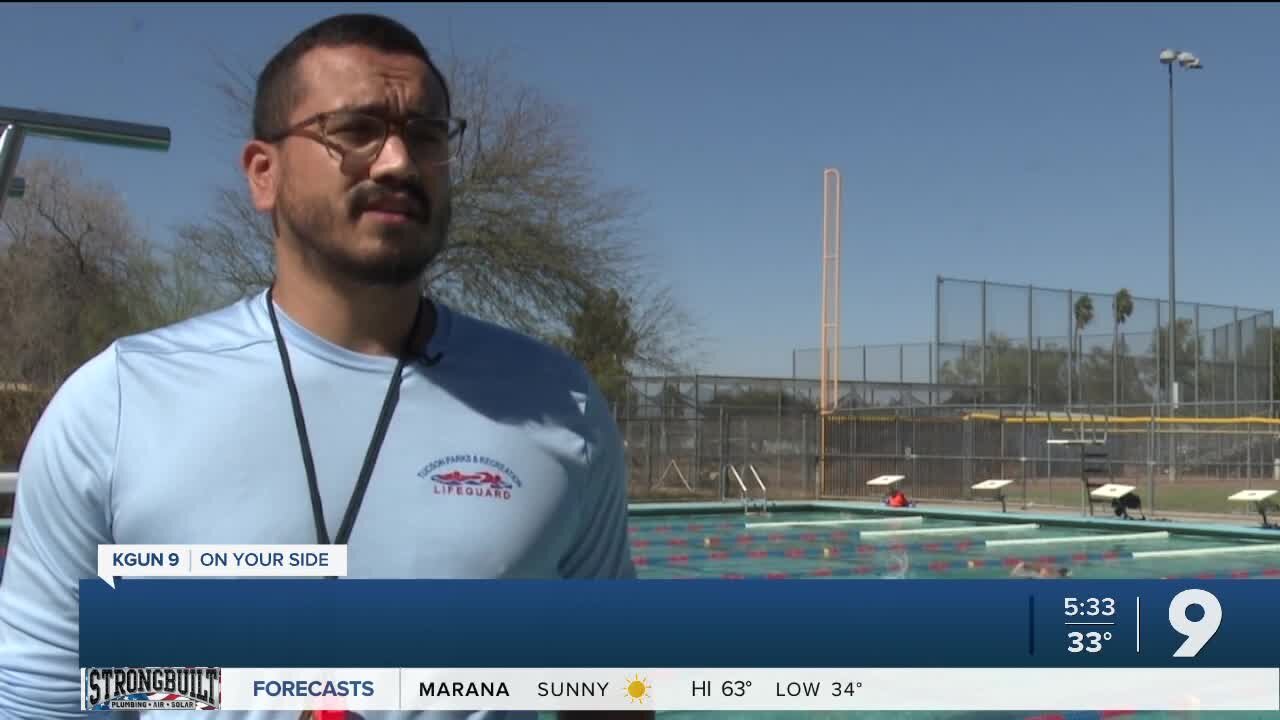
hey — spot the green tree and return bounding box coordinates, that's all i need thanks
[559,286,638,410]
[1151,318,1198,399]
[937,333,1057,405]
[706,387,818,416]
[1272,329,1280,404]
[1073,294,1094,404]
[1111,289,1134,405]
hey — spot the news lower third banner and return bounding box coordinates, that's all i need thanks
[79,667,1280,712]
[82,579,1280,668]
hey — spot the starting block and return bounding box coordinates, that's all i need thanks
[1090,483,1136,500]
[971,479,1014,513]
[1228,489,1279,529]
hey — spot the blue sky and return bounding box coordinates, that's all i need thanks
[3,3,1279,378]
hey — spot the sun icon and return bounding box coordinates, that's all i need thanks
[623,673,651,704]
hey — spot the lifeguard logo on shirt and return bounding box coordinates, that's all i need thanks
[418,454,523,501]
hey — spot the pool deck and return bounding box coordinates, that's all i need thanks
[628,498,1280,542]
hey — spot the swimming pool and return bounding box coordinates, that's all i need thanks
[625,501,1280,720]
[627,503,1280,581]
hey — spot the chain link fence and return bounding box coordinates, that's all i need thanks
[819,401,1280,518]
[794,277,1274,410]
[613,375,1022,503]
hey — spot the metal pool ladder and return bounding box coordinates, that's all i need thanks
[728,464,769,515]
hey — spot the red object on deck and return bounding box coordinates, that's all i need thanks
[313,712,348,720]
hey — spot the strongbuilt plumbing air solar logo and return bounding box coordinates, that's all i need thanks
[82,667,221,710]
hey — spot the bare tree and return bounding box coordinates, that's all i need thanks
[175,49,696,373]
[0,155,215,463]
[0,155,218,380]
[0,156,148,383]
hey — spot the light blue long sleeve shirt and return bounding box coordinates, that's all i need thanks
[0,291,635,720]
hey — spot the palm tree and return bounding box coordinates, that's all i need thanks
[1112,289,1134,406]
[1074,294,1094,405]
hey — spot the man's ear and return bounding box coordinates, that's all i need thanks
[242,139,279,213]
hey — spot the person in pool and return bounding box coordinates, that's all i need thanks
[1009,561,1072,578]
[885,488,913,507]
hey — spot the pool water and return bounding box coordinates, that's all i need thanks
[625,508,1280,720]
[628,511,1280,581]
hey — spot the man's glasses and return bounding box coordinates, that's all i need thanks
[263,110,467,174]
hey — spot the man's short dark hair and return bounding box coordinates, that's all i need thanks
[252,13,451,140]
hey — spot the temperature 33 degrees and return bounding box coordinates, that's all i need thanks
[1067,630,1112,653]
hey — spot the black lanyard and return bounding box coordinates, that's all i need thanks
[265,285,425,547]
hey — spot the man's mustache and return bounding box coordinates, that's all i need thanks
[349,182,430,220]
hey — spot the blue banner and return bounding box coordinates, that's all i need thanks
[80,579,1278,668]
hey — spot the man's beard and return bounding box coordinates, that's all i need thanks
[276,181,448,288]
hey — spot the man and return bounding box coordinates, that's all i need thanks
[0,14,641,720]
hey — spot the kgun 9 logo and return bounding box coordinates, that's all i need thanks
[1169,589,1222,658]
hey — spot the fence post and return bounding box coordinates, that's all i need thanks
[1147,408,1157,517]
[1233,306,1241,418]
[1027,283,1035,405]
[912,406,919,498]
[1067,288,1074,407]
[1021,403,1029,510]
[802,413,811,498]
[935,276,942,387]
[776,384,783,499]
[1247,419,1254,488]
[693,375,701,494]
[718,406,727,502]
[1193,303,1201,411]
[979,280,988,386]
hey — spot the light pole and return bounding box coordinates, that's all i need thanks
[1159,48,1201,495]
